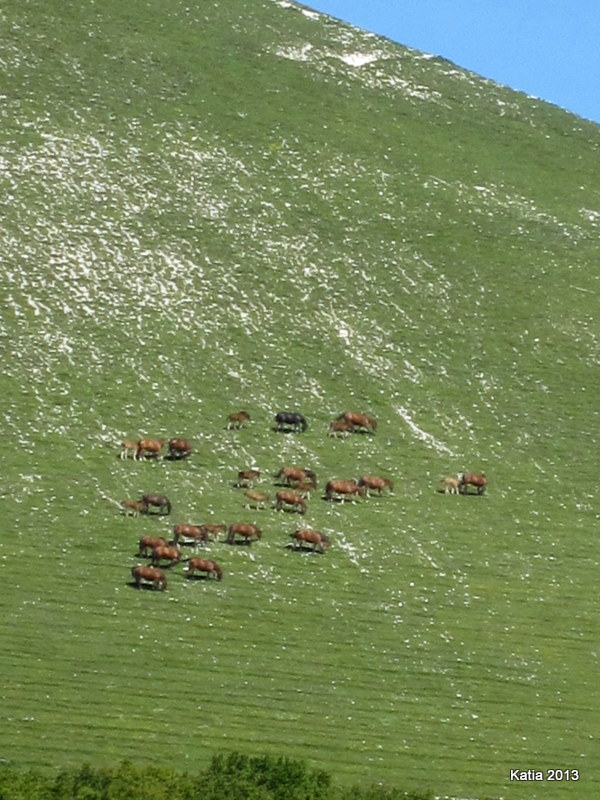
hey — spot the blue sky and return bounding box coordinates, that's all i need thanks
[305,0,600,125]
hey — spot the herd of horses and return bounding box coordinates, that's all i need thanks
[120,409,487,591]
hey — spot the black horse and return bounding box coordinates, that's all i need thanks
[274,412,307,433]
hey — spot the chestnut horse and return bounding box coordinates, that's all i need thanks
[131,565,167,591]
[338,411,377,434]
[140,493,172,515]
[172,524,209,547]
[274,412,307,432]
[459,472,487,495]
[327,420,353,438]
[236,468,260,488]
[198,523,227,541]
[358,475,394,496]
[138,536,169,557]
[325,479,366,502]
[136,438,164,460]
[187,557,223,581]
[275,490,306,514]
[227,411,250,430]
[121,499,144,516]
[150,545,181,566]
[290,529,330,553]
[226,522,262,545]
[274,466,317,488]
[168,438,192,459]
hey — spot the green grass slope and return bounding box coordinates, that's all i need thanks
[1,1,599,797]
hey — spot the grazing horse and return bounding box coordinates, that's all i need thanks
[198,523,227,541]
[172,524,208,547]
[459,472,487,495]
[338,411,377,434]
[120,440,138,460]
[440,476,460,495]
[140,493,172,515]
[327,420,353,438]
[324,479,366,502]
[227,410,250,430]
[121,499,145,517]
[150,545,181,566]
[187,557,223,581]
[244,491,269,510]
[131,565,167,591]
[274,412,307,432]
[138,536,169,557]
[236,468,260,488]
[275,490,306,514]
[274,466,317,488]
[168,438,192,459]
[358,475,394,496]
[135,438,165,460]
[290,529,330,553]
[226,522,262,545]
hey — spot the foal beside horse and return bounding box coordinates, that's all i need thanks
[227,411,250,430]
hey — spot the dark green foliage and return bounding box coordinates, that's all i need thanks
[200,752,330,800]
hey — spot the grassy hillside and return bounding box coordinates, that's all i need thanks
[1,1,599,798]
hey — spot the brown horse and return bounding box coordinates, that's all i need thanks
[131,565,167,591]
[290,528,330,553]
[172,524,209,547]
[440,476,460,495]
[244,491,269,510]
[227,410,250,430]
[274,466,317,488]
[358,475,394,496]
[226,522,262,545]
[121,499,145,516]
[168,438,192,459]
[150,545,181,566]
[324,479,366,502]
[187,557,223,581]
[236,468,260,488]
[459,472,487,495]
[338,411,377,434]
[138,536,169,557]
[198,523,227,541]
[140,493,172,515]
[136,438,165,460]
[327,420,353,438]
[275,490,306,514]
[120,440,138,460]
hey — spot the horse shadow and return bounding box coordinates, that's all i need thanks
[127,580,160,591]
[284,543,322,555]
